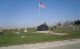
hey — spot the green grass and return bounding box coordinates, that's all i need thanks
[0,32,64,47]
[0,27,80,47]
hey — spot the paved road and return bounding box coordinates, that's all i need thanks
[41,42,80,49]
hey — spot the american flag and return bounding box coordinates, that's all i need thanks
[39,2,46,8]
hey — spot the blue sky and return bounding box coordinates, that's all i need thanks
[0,0,80,28]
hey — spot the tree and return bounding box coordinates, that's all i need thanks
[74,20,80,25]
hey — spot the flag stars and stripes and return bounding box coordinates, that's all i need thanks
[39,2,46,8]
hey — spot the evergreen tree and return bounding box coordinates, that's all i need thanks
[74,20,80,25]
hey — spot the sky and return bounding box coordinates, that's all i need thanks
[0,0,80,28]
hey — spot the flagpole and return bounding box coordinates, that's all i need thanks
[39,0,42,24]
[39,6,40,18]
[39,1,46,24]
[39,0,40,19]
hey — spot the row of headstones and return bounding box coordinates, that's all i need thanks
[51,25,79,31]
[13,27,28,35]
[72,26,79,31]
[0,27,28,35]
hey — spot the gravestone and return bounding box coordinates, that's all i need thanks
[14,28,20,35]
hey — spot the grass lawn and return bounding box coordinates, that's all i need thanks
[0,32,64,47]
[0,27,80,47]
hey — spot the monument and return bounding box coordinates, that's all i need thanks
[24,27,27,32]
[37,23,49,33]
[37,23,48,31]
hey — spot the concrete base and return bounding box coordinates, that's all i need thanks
[37,31,50,33]
[37,31,68,35]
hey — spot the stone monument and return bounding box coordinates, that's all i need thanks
[37,23,49,33]
[24,27,27,32]
[37,23,48,31]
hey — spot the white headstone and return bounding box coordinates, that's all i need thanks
[15,31,20,35]
[15,32,17,34]
[21,36,25,38]
[17,32,20,35]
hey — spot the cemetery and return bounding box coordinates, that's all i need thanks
[0,21,80,47]
[0,0,80,47]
